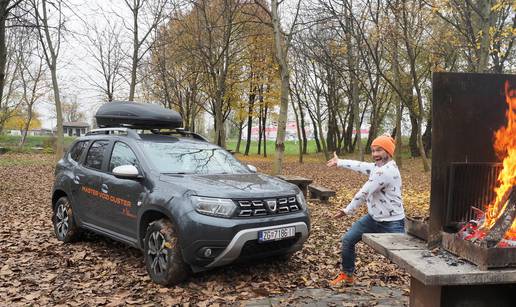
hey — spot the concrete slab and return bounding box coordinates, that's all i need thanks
[363,233,516,286]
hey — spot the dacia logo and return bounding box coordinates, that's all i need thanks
[266,200,277,212]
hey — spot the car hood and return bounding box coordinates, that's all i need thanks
[159,173,298,198]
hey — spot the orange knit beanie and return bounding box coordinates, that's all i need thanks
[371,135,395,157]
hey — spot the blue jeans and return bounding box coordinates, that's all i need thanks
[341,214,405,274]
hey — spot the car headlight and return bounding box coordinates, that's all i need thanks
[296,191,307,209]
[192,196,236,217]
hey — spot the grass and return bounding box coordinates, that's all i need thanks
[0,135,76,153]
[226,140,320,156]
[0,154,54,167]
[226,137,421,158]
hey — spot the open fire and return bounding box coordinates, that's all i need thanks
[457,81,516,248]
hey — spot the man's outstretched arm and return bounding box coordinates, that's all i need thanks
[327,152,374,176]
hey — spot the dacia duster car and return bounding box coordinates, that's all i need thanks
[51,101,310,285]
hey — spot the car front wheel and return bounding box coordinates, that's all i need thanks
[52,196,80,242]
[144,219,189,286]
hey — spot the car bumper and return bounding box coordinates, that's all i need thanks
[179,210,310,270]
[206,221,309,268]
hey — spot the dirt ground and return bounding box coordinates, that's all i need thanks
[0,153,430,306]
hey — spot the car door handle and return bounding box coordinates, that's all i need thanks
[101,183,108,194]
[73,175,80,184]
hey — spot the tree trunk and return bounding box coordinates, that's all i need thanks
[477,0,494,72]
[395,100,403,167]
[346,13,363,161]
[271,0,288,175]
[262,104,268,157]
[422,111,432,156]
[51,66,64,160]
[290,95,303,163]
[317,119,328,160]
[0,1,7,105]
[344,104,354,153]
[299,102,307,154]
[19,107,32,148]
[391,29,403,167]
[257,104,262,155]
[308,110,321,152]
[244,94,255,155]
[235,120,243,153]
[409,112,420,157]
[128,3,138,101]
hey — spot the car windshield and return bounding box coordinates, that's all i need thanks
[141,141,250,175]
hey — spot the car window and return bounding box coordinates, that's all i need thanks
[69,141,88,162]
[140,142,249,175]
[109,142,139,172]
[84,140,109,170]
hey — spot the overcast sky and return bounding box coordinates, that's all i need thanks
[37,0,136,129]
[36,0,301,129]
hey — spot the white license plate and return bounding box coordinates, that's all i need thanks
[258,226,295,242]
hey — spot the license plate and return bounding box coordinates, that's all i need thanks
[258,226,295,242]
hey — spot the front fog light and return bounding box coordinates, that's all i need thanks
[192,196,236,217]
[296,191,307,209]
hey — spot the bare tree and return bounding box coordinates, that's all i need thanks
[32,0,65,160]
[18,29,47,147]
[255,0,302,174]
[122,0,171,101]
[0,0,22,106]
[85,19,124,102]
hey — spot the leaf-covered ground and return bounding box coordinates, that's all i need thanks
[0,153,430,306]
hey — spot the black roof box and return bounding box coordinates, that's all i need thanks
[95,101,182,129]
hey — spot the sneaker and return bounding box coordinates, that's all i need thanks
[330,272,354,286]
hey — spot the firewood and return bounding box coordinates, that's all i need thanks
[482,187,516,248]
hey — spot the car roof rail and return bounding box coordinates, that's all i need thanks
[150,128,209,142]
[86,127,141,139]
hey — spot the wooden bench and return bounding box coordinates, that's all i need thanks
[308,184,335,203]
[276,175,313,197]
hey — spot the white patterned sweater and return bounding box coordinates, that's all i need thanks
[337,159,405,222]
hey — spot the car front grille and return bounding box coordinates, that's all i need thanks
[234,196,300,217]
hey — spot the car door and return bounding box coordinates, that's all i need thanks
[67,140,91,222]
[77,139,110,227]
[98,141,146,239]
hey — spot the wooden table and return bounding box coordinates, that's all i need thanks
[363,233,516,307]
[276,175,313,197]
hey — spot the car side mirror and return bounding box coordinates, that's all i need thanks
[247,164,257,173]
[112,165,141,179]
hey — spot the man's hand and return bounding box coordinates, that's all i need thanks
[335,210,346,219]
[326,152,339,167]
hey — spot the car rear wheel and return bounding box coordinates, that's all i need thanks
[144,219,189,286]
[52,196,80,242]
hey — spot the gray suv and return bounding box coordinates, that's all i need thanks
[51,102,310,285]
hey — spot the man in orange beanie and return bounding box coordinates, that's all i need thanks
[326,135,405,286]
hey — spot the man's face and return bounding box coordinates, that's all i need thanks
[371,145,390,166]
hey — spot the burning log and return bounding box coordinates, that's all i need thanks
[482,187,516,248]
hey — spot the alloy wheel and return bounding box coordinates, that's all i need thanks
[55,202,69,239]
[147,231,169,275]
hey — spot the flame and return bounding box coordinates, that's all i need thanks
[481,81,516,240]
